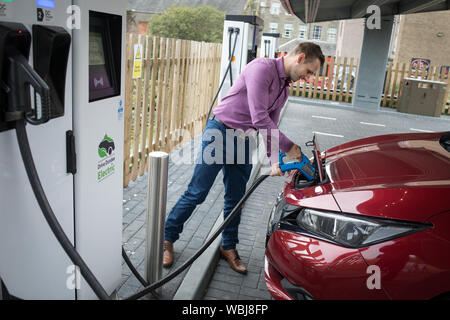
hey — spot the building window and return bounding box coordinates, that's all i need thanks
[284,24,293,38]
[312,25,322,40]
[327,27,337,42]
[270,2,280,15]
[260,2,267,14]
[269,22,278,33]
[299,25,307,39]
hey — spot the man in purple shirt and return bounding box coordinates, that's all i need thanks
[163,42,324,274]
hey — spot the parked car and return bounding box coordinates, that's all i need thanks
[265,132,450,300]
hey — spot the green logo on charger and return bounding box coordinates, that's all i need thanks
[97,134,116,182]
[98,134,115,158]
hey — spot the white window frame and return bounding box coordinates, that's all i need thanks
[298,25,307,39]
[283,24,293,38]
[327,27,337,42]
[312,25,322,40]
[270,2,280,15]
[260,1,267,14]
[269,22,278,33]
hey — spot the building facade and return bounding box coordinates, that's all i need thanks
[335,10,450,74]
[257,0,339,48]
[393,10,450,69]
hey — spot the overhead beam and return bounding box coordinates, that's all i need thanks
[351,0,392,18]
[398,0,447,14]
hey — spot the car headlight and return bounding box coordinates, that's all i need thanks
[295,208,432,248]
[266,194,301,245]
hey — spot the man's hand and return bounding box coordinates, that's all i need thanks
[270,162,285,176]
[286,144,302,160]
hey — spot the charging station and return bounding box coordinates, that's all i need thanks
[218,15,263,102]
[260,33,280,59]
[0,0,125,300]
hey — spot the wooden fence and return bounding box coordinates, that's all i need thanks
[288,55,359,104]
[123,34,222,187]
[289,56,450,114]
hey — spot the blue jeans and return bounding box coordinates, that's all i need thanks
[164,118,253,250]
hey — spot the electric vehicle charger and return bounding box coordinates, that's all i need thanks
[3,25,255,300]
[4,23,313,300]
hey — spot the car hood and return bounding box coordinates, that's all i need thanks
[323,132,450,221]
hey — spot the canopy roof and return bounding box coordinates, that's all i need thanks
[281,0,450,23]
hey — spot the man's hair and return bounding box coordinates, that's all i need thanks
[290,42,325,66]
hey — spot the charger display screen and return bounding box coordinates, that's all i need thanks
[89,31,112,94]
[36,0,55,8]
[89,11,122,102]
[89,32,106,66]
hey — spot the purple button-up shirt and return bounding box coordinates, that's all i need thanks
[213,57,294,163]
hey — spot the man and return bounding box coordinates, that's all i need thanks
[163,42,324,274]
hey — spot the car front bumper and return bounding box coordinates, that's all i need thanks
[265,229,390,300]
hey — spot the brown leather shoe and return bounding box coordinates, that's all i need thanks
[219,246,247,275]
[163,240,174,268]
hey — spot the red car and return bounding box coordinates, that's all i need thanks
[265,132,450,300]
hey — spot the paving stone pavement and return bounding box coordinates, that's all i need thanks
[118,137,227,300]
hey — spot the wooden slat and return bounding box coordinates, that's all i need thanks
[382,61,393,107]
[442,78,450,113]
[130,35,145,181]
[394,62,407,107]
[154,37,166,151]
[123,33,135,187]
[161,37,170,150]
[431,66,438,81]
[326,56,335,101]
[179,39,188,136]
[339,57,347,102]
[166,38,176,152]
[345,57,354,103]
[172,39,182,148]
[138,35,152,176]
[414,63,420,78]
[311,65,320,100]
[389,62,400,108]
[186,41,194,135]
[145,36,159,172]
[332,56,340,101]
[321,56,329,100]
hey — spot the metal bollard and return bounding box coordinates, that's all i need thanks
[145,151,169,295]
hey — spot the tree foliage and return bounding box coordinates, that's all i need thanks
[148,5,225,43]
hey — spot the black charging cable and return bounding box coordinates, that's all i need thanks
[205,27,239,122]
[228,27,234,87]
[14,119,111,300]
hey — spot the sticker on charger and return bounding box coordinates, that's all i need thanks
[118,100,124,121]
[36,0,55,23]
[36,7,55,22]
